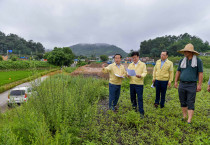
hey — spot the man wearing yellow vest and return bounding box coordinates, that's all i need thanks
[102,54,127,111]
[127,52,147,118]
[153,50,173,108]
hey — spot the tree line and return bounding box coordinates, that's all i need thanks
[139,33,210,57]
[0,31,45,55]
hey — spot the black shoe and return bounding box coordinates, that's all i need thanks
[154,103,158,108]
[160,105,164,108]
[114,106,118,111]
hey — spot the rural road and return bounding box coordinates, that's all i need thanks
[0,75,48,113]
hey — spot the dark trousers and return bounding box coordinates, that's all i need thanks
[155,80,168,107]
[130,84,144,114]
[178,82,197,110]
[109,83,121,110]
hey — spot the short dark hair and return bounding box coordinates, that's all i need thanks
[113,54,122,58]
[131,51,139,57]
[162,50,168,55]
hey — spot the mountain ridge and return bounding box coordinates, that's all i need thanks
[69,43,128,57]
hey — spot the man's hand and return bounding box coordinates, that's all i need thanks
[136,75,141,78]
[207,85,210,92]
[174,82,178,89]
[102,63,106,68]
[174,71,180,89]
[196,84,202,92]
[168,82,171,87]
[152,79,155,83]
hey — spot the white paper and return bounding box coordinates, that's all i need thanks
[151,83,155,88]
[115,74,125,78]
[126,69,136,76]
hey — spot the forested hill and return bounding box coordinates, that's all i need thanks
[0,31,45,55]
[70,43,128,57]
[140,33,210,57]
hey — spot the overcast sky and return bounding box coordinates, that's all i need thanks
[0,0,210,52]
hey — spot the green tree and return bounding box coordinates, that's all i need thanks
[10,54,18,61]
[43,52,50,59]
[139,33,210,57]
[90,54,96,60]
[0,31,45,55]
[0,55,3,61]
[100,55,108,61]
[76,55,87,59]
[47,47,75,66]
[36,53,44,60]
[127,49,134,57]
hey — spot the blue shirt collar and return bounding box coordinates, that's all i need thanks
[114,62,121,67]
[161,59,167,62]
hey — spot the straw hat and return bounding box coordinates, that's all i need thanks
[178,43,199,55]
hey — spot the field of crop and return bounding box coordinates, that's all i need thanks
[0,72,209,144]
[0,70,46,86]
[0,60,57,70]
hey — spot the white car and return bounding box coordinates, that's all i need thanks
[8,87,32,106]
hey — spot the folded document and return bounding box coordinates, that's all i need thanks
[115,74,125,78]
[126,69,136,76]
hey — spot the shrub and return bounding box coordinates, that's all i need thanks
[10,55,18,61]
[76,61,88,67]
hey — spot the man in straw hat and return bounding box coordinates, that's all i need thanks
[174,43,203,124]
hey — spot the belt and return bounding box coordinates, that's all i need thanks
[181,81,196,84]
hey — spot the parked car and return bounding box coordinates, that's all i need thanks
[8,87,32,106]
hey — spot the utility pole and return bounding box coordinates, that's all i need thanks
[31,51,32,60]
[7,50,8,60]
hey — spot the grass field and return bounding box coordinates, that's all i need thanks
[0,73,209,144]
[0,70,46,86]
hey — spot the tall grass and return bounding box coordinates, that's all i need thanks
[0,74,108,144]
